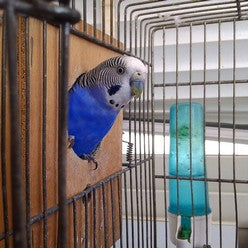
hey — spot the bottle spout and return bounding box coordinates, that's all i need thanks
[168,212,212,248]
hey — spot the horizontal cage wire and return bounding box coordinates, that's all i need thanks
[0,0,247,248]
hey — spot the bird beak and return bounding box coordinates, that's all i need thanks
[131,81,144,98]
[130,72,145,98]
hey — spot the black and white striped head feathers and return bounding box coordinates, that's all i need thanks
[77,55,146,110]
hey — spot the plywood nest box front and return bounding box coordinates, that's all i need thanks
[0,17,123,247]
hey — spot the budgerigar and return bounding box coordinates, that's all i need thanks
[68,55,146,169]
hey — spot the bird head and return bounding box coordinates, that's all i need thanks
[86,55,147,110]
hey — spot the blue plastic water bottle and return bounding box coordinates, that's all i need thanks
[168,102,211,240]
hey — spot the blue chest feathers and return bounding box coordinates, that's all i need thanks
[68,83,118,157]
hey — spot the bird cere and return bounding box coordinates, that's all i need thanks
[68,55,146,169]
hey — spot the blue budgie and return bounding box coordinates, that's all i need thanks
[68,55,146,169]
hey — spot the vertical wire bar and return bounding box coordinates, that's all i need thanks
[203,22,209,246]
[129,169,134,247]
[73,199,77,248]
[135,15,139,56]
[57,23,70,248]
[128,93,134,246]
[175,26,180,220]
[235,0,241,19]
[147,29,153,248]
[6,0,27,246]
[117,175,123,248]
[42,20,48,248]
[144,24,147,61]
[135,16,138,56]
[232,19,239,248]
[129,11,137,54]
[124,6,127,50]
[138,71,144,248]
[124,173,129,248]
[129,13,133,53]
[102,184,108,248]
[70,0,76,29]
[139,19,143,59]
[217,20,223,248]
[142,68,149,248]
[128,96,132,165]
[110,0,113,45]
[151,31,157,248]
[162,27,168,248]
[93,0,97,38]
[84,194,88,248]
[93,189,97,248]
[83,0,87,33]
[102,0,105,43]
[189,23,195,248]
[147,28,151,247]
[25,17,31,248]
[70,0,75,28]
[117,0,122,48]
[148,104,153,247]
[1,13,9,248]
[72,0,75,10]
[110,179,116,248]
[111,180,117,246]
[134,97,140,248]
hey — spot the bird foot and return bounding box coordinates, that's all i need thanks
[68,135,75,149]
[81,154,98,170]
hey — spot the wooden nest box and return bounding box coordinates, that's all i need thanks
[0,17,123,247]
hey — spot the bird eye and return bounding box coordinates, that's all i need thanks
[117,67,125,74]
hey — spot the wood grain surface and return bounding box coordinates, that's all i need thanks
[0,17,123,248]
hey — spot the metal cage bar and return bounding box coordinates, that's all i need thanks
[1,12,9,248]
[162,27,169,248]
[150,28,157,248]
[42,19,48,248]
[203,21,210,247]
[6,0,27,246]
[232,19,239,248]
[217,20,223,248]
[57,21,70,248]
[24,16,31,248]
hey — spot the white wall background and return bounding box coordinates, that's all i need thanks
[72,0,248,230]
